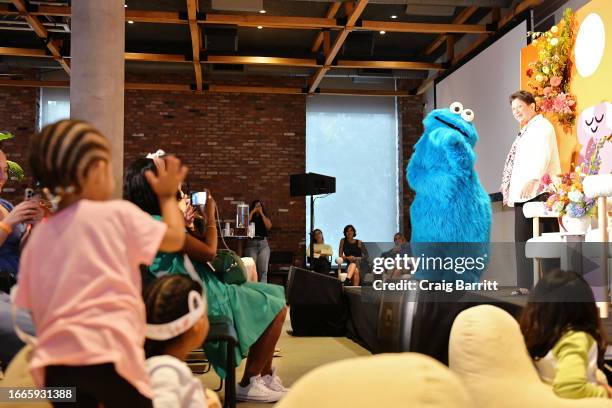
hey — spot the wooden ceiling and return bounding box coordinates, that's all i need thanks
[0,0,544,96]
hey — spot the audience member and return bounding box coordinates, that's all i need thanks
[338,224,365,286]
[381,232,407,258]
[124,158,288,403]
[306,228,333,274]
[0,148,43,282]
[14,120,187,407]
[245,200,272,283]
[520,270,611,399]
[144,274,220,408]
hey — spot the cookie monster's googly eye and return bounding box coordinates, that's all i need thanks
[450,102,463,115]
[461,109,475,123]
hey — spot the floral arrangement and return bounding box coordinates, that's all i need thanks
[538,165,596,218]
[526,8,577,129]
[0,131,25,181]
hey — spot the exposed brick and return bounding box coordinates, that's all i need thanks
[0,74,423,264]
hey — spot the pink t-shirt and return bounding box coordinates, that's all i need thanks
[14,199,167,398]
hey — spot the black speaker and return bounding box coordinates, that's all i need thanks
[286,266,347,336]
[342,31,375,58]
[289,173,336,197]
[203,27,238,53]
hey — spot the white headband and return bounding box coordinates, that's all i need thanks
[145,255,207,341]
[146,149,166,171]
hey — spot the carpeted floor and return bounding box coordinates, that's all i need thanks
[197,313,370,407]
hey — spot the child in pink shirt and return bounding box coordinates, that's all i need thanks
[14,120,187,407]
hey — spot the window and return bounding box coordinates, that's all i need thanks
[39,88,70,128]
[306,95,399,261]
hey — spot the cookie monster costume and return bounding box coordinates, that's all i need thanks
[407,102,491,282]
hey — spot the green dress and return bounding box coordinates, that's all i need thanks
[147,223,286,379]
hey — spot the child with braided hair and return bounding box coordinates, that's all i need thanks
[144,273,221,408]
[13,119,187,407]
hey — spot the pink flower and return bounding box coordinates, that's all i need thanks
[550,76,562,87]
[541,173,552,185]
[540,98,554,112]
[543,87,553,96]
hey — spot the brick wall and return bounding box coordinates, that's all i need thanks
[0,76,424,260]
[123,88,307,257]
[0,86,38,203]
[397,80,425,239]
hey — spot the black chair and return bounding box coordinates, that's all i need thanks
[267,251,294,288]
[187,315,238,408]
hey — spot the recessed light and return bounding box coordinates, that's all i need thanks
[391,15,397,19]
[259,9,266,14]
[257,25,263,29]
[128,20,134,24]
[379,30,386,35]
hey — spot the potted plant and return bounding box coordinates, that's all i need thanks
[0,131,25,181]
[538,165,596,234]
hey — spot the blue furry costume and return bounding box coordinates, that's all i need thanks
[407,104,491,282]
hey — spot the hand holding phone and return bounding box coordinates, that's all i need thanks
[191,191,207,207]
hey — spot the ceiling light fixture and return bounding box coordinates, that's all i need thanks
[391,15,397,19]
[379,30,386,35]
[128,20,134,24]
[257,25,263,29]
[259,9,266,14]
[124,4,128,8]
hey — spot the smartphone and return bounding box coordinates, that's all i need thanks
[24,188,34,201]
[191,191,207,206]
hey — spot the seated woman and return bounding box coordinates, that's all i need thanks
[0,148,43,285]
[338,224,365,286]
[124,158,288,403]
[306,229,333,274]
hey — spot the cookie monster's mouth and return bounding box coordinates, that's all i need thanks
[435,116,469,139]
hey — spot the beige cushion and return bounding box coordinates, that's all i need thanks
[0,346,51,408]
[523,202,559,219]
[275,353,473,408]
[449,305,612,408]
[526,233,564,258]
[584,175,612,198]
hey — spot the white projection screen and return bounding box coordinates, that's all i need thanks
[435,19,528,195]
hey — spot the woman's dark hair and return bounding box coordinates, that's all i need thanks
[313,228,324,243]
[123,158,161,215]
[143,274,203,358]
[250,199,267,217]
[343,224,357,238]
[509,90,536,106]
[519,270,607,365]
[28,119,111,193]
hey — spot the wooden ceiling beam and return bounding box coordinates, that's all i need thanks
[2,49,445,72]
[203,14,340,29]
[336,60,444,71]
[420,5,478,56]
[0,46,48,58]
[9,0,70,74]
[206,55,319,67]
[357,21,491,34]
[187,0,202,92]
[0,79,414,97]
[308,0,368,93]
[311,2,342,53]
[417,0,544,96]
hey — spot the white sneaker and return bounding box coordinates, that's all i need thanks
[262,368,289,393]
[236,375,285,402]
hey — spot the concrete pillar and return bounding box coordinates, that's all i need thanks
[70,0,125,196]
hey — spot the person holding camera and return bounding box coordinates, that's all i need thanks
[0,149,43,283]
[245,200,272,283]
